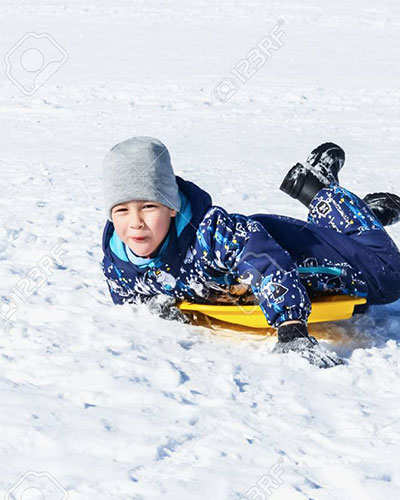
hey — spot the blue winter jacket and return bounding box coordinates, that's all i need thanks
[101,176,400,328]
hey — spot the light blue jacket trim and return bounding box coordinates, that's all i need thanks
[109,231,127,261]
[109,190,192,266]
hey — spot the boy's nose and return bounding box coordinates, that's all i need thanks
[129,212,144,228]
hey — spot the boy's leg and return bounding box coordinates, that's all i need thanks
[307,183,384,237]
[306,182,400,305]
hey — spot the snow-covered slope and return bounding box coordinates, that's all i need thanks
[1,1,399,498]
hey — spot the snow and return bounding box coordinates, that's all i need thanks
[1,0,400,498]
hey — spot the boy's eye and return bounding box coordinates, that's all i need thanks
[143,204,157,209]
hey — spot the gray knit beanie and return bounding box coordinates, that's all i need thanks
[102,136,181,222]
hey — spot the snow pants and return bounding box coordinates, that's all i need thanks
[251,184,400,306]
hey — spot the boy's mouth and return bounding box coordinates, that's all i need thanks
[129,236,148,242]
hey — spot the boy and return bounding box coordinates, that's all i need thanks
[101,136,400,368]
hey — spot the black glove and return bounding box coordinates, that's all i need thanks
[147,294,191,324]
[272,322,344,369]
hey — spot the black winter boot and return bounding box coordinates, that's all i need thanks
[306,142,345,184]
[363,192,400,226]
[280,142,345,208]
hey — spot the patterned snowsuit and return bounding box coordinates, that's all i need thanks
[101,176,400,328]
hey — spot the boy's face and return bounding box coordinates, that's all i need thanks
[111,200,177,258]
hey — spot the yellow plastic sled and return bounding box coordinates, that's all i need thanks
[178,295,367,330]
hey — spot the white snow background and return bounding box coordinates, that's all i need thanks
[1,1,400,499]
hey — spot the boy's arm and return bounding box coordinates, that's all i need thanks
[101,259,189,322]
[198,206,313,328]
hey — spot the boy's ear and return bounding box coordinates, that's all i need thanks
[170,209,178,217]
